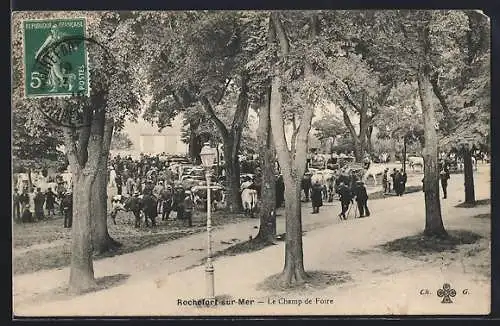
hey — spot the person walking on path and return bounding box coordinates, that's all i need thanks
[390,168,398,195]
[394,169,402,196]
[398,169,407,196]
[310,180,323,214]
[440,167,450,199]
[336,181,353,220]
[302,171,312,202]
[354,181,370,218]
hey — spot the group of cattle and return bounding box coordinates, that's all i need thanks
[110,183,227,227]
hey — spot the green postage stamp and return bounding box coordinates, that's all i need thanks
[23,18,89,98]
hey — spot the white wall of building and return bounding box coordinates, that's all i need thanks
[121,113,188,155]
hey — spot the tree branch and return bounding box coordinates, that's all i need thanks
[344,82,362,112]
[271,12,290,56]
[63,127,81,173]
[339,105,359,142]
[293,14,319,176]
[430,71,451,118]
[214,78,232,105]
[270,76,292,174]
[200,96,229,139]
[229,74,250,161]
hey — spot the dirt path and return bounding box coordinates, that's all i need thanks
[13,165,490,315]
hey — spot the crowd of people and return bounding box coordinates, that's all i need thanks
[12,175,73,227]
[382,168,408,196]
[13,147,486,228]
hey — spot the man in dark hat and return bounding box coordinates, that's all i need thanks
[301,171,312,202]
[390,168,398,194]
[336,181,353,220]
[34,187,46,221]
[354,181,370,218]
[440,167,450,199]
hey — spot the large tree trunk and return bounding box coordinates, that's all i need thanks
[389,137,397,162]
[223,142,242,212]
[256,86,276,243]
[353,140,363,163]
[91,121,120,254]
[188,123,202,165]
[463,146,476,205]
[269,12,316,286]
[64,106,107,293]
[281,179,307,283]
[199,74,249,213]
[69,171,97,293]
[418,64,447,238]
[270,73,309,286]
[357,92,369,160]
[340,110,362,162]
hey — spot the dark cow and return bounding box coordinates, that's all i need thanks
[141,194,158,227]
[110,193,157,227]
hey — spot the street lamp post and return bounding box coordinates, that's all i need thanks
[200,143,216,299]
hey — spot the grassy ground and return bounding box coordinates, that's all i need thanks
[379,230,483,258]
[13,210,251,275]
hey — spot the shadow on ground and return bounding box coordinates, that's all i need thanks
[256,270,353,293]
[15,273,130,307]
[13,211,253,275]
[455,198,491,208]
[379,230,482,258]
[369,186,422,200]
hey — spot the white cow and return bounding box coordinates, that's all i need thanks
[363,164,389,186]
[407,156,424,172]
[311,169,336,200]
[241,188,258,217]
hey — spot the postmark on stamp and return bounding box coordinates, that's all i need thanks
[23,18,89,98]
